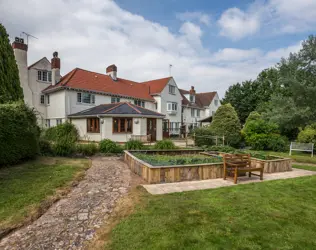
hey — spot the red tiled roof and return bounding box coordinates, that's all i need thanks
[179,89,217,108]
[43,68,154,101]
[142,77,172,94]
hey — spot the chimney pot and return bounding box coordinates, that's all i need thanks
[12,37,28,51]
[51,52,61,85]
[106,64,117,80]
[189,86,196,95]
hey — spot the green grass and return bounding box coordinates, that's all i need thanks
[133,153,222,166]
[292,165,316,171]
[0,157,89,234]
[109,177,316,250]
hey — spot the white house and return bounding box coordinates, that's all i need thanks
[180,87,220,132]
[13,37,220,142]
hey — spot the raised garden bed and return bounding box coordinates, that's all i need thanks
[202,151,292,173]
[124,150,224,184]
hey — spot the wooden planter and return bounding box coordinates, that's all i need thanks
[251,156,292,173]
[124,150,223,184]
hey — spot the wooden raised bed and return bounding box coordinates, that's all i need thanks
[251,156,292,173]
[124,150,223,184]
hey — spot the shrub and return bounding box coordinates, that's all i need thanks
[39,139,53,156]
[99,139,123,154]
[297,123,316,144]
[210,104,241,147]
[76,143,99,156]
[193,126,215,147]
[154,140,176,150]
[43,122,78,143]
[52,138,76,156]
[0,103,40,166]
[125,140,144,150]
[207,145,236,153]
[242,112,288,151]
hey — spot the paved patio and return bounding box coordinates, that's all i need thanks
[143,168,316,195]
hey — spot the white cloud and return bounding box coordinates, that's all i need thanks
[217,8,260,40]
[0,0,303,97]
[176,11,211,26]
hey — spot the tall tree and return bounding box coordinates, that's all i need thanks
[0,23,23,103]
[222,68,280,123]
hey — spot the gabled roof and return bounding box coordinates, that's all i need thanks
[68,102,165,118]
[43,68,154,101]
[28,57,50,70]
[142,77,172,94]
[179,89,217,108]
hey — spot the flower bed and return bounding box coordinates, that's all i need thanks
[124,150,224,184]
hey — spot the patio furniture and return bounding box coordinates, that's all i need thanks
[223,154,264,184]
[290,142,314,157]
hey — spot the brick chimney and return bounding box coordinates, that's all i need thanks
[106,64,117,80]
[189,86,196,95]
[51,52,61,85]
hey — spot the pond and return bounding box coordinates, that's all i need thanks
[132,153,222,166]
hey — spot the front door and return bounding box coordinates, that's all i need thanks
[147,118,157,141]
[163,119,169,138]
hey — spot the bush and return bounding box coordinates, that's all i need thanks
[125,140,144,150]
[297,123,316,144]
[210,104,241,147]
[193,126,215,147]
[52,138,76,156]
[76,143,99,156]
[242,112,288,151]
[39,139,53,156]
[43,122,78,143]
[207,145,236,153]
[154,140,176,150]
[0,103,40,166]
[99,139,123,154]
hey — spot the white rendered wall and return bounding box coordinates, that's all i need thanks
[71,118,102,141]
[156,119,163,140]
[14,49,33,107]
[208,93,221,116]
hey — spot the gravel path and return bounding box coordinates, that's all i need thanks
[0,157,132,250]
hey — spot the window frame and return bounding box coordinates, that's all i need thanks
[87,118,100,133]
[111,97,120,103]
[76,92,95,104]
[134,100,145,107]
[169,85,176,95]
[37,70,52,82]
[214,99,219,106]
[46,119,50,128]
[112,118,133,133]
[167,102,177,111]
[40,95,45,104]
[56,119,62,125]
[46,95,50,105]
[197,109,200,117]
[191,108,195,117]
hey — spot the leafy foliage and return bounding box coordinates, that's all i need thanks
[76,143,99,156]
[209,104,241,147]
[133,153,222,166]
[206,145,237,153]
[125,140,144,150]
[99,139,123,154]
[297,123,316,144]
[0,24,24,103]
[0,103,39,166]
[39,139,53,156]
[43,122,78,143]
[193,126,215,147]
[153,140,176,150]
[242,112,288,151]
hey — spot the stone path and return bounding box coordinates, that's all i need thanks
[0,157,132,250]
[143,168,316,195]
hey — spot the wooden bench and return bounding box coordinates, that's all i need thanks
[223,154,264,184]
[290,142,314,157]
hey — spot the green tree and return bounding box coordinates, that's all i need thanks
[297,123,316,144]
[210,103,241,147]
[222,68,280,123]
[0,23,23,103]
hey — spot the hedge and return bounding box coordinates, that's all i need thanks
[0,103,40,166]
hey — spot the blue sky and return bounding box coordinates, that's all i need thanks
[1,0,316,97]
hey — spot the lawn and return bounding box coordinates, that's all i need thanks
[292,164,316,171]
[0,157,89,236]
[133,153,222,166]
[109,176,316,250]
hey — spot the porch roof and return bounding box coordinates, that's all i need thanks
[68,102,165,118]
